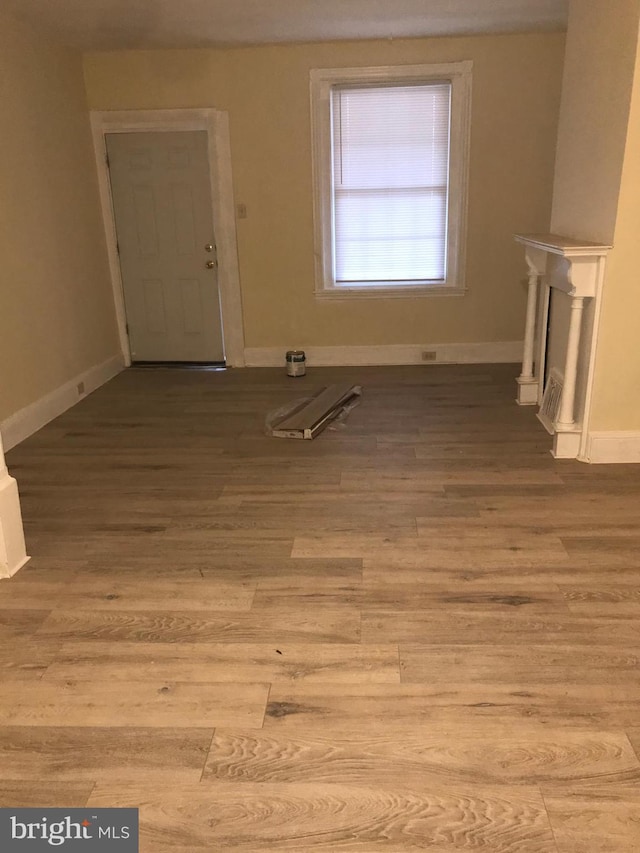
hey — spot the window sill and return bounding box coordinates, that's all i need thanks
[314,284,467,300]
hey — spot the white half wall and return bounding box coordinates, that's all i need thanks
[0,432,29,578]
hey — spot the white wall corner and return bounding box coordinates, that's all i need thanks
[0,354,124,451]
[583,431,640,464]
[0,435,29,579]
[244,341,523,368]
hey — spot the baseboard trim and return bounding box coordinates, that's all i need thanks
[583,431,640,464]
[0,555,30,580]
[1,354,125,451]
[244,341,523,368]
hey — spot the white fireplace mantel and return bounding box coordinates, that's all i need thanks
[514,233,611,459]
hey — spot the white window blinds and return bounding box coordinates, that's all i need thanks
[331,82,451,284]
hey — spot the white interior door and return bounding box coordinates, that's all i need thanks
[106,131,224,363]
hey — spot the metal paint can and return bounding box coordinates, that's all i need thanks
[286,350,306,377]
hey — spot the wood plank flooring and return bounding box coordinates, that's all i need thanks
[3,364,640,852]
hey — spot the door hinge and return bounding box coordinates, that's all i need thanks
[116,240,120,255]
[125,323,129,335]
[105,153,110,168]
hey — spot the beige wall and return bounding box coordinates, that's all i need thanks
[551,0,640,243]
[548,0,640,433]
[0,9,120,422]
[590,22,640,430]
[84,32,565,350]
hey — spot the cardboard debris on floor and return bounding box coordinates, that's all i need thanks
[270,384,362,439]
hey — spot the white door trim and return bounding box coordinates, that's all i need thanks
[90,109,246,366]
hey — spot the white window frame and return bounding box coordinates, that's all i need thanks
[310,61,472,299]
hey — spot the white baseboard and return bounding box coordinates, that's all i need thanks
[244,341,523,368]
[584,431,640,464]
[0,354,125,451]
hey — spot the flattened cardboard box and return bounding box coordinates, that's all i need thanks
[271,384,362,439]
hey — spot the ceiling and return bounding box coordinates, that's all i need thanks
[7,0,568,51]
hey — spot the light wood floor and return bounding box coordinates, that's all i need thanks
[2,364,640,852]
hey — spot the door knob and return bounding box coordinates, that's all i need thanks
[206,260,216,269]
[205,243,214,252]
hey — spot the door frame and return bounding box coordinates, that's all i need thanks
[90,109,245,366]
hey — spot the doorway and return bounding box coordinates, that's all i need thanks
[91,109,245,367]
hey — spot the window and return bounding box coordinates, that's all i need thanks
[310,62,472,297]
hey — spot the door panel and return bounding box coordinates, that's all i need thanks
[142,280,167,334]
[106,131,224,362]
[178,279,204,334]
